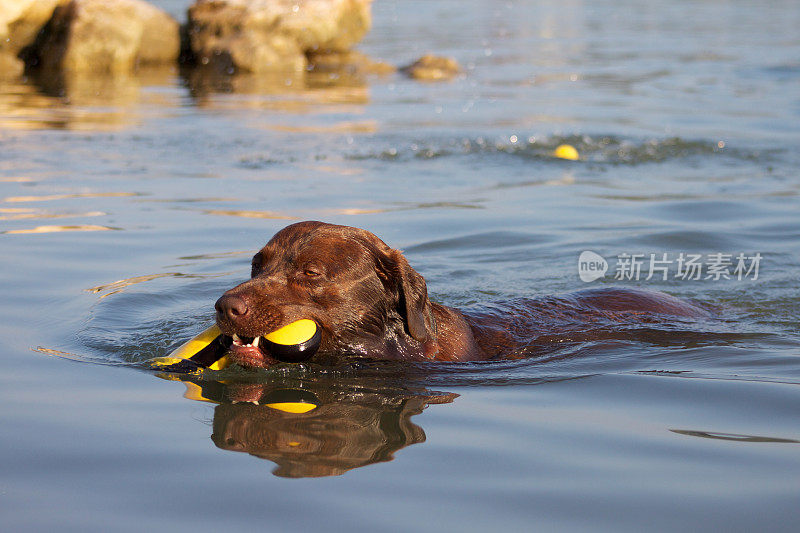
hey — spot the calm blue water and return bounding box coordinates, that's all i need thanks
[1,0,799,531]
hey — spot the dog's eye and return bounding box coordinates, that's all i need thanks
[303,268,321,278]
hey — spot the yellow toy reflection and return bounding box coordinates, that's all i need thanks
[179,378,457,478]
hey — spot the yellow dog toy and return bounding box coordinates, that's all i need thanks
[152,319,321,372]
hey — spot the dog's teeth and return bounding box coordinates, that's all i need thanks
[232,334,241,343]
[252,336,260,347]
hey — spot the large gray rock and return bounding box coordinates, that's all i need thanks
[186,0,373,73]
[0,0,61,76]
[27,0,180,74]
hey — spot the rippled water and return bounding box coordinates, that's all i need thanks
[2,0,799,530]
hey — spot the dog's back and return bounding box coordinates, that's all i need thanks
[462,287,712,360]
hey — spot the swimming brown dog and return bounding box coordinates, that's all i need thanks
[215,221,709,367]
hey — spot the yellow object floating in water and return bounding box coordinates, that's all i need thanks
[554,144,579,161]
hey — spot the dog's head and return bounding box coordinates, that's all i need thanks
[215,221,437,367]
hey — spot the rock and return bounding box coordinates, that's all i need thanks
[0,52,23,78]
[402,54,462,81]
[0,0,62,52]
[25,0,180,74]
[186,0,373,73]
[0,0,62,76]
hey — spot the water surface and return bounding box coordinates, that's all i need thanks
[1,0,799,531]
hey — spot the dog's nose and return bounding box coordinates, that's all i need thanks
[215,294,249,322]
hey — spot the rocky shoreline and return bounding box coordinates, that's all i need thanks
[1,0,460,81]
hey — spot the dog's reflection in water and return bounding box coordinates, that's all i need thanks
[183,379,457,478]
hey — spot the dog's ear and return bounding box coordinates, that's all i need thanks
[377,248,437,343]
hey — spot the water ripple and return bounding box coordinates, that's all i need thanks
[341,133,773,167]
